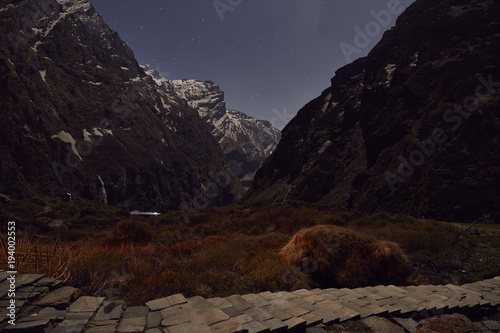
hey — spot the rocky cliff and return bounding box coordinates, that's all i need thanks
[142,65,281,190]
[247,0,500,223]
[0,0,243,211]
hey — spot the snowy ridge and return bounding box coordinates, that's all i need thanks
[163,79,226,120]
[142,65,281,189]
[55,0,92,13]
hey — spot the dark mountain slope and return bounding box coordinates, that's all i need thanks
[247,0,500,223]
[0,0,242,211]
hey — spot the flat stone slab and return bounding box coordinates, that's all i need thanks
[392,317,418,333]
[241,293,269,307]
[302,294,326,304]
[482,320,500,330]
[69,296,105,313]
[147,310,162,328]
[117,316,147,333]
[207,297,233,310]
[242,320,270,333]
[15,314,59,328]
[15,274,44,287]
[232,314,254,325]
[49,319,88,333]
[33,286,80,309]
[274,291,297,301]
[166,321,212,333]
[361,316,405,333]
[244,306,273,321]
[225,295,254,311]
[146,294,186,311]
[262,318,288,332]
[283,317,306,331]
[197,307,230,325]
[482,293,500,306]
[284,306,309,318]
[187,296,215,311]
[305,328,328,333]
[38,306,68,320]
[161,304,203,327]
[145,329,163,333]
[210,318,247,333]
[338,288,368,301]
[13,291,35,300]
[89,320,119,327]
[300,312,323,327]
[326,307,361,322]
[268,298,295,310]
[65,311,94,320]
[258,292,279,302]
[3,272,500,333]
[288,297,310,308]
[85,325,118,333]
[93,300,125,321]
[221,306,244,317]
[122,306,149,318]
[4,318,51,331]
[33,286,50,295]
[261,304,293,321]
[311,307,340,325]
[36,277,60,287]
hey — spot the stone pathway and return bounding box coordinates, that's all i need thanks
[0,272,499,332]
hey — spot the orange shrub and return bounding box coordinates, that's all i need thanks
[279,225,411,288]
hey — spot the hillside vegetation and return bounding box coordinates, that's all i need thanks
[1,197,499,305]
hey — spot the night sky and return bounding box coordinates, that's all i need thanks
[89,0,416,128]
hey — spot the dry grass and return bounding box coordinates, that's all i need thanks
[1,198,498,304]
[0,232,72,280]
[62,223,309,304]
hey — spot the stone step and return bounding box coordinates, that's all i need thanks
[226,295,255,312]
[241,294,271,308]
[361,316,406,333]
[393,317,418,333]
[481,320,500,331]
[371,285,407,300]
[336,298,388,318]
[210,318,247,333]
[146,294,186,311]
[118,306,148,333]
[241,320,270,333]
[1,272,500,332]
[261,318,288,332]
[337,288,368,301]
[260,304,293,321]
[482,293,500,306]
[355,290,402,315]
[273,291,297,301]
[299,312,323,327]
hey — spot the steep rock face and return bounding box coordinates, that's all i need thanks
[142,66,281,190]
[247,0,500,223]
[0,0,243,211]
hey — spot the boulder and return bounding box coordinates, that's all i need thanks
[280,225,411,288]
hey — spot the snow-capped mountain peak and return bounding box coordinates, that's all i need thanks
[142,65,281,190]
